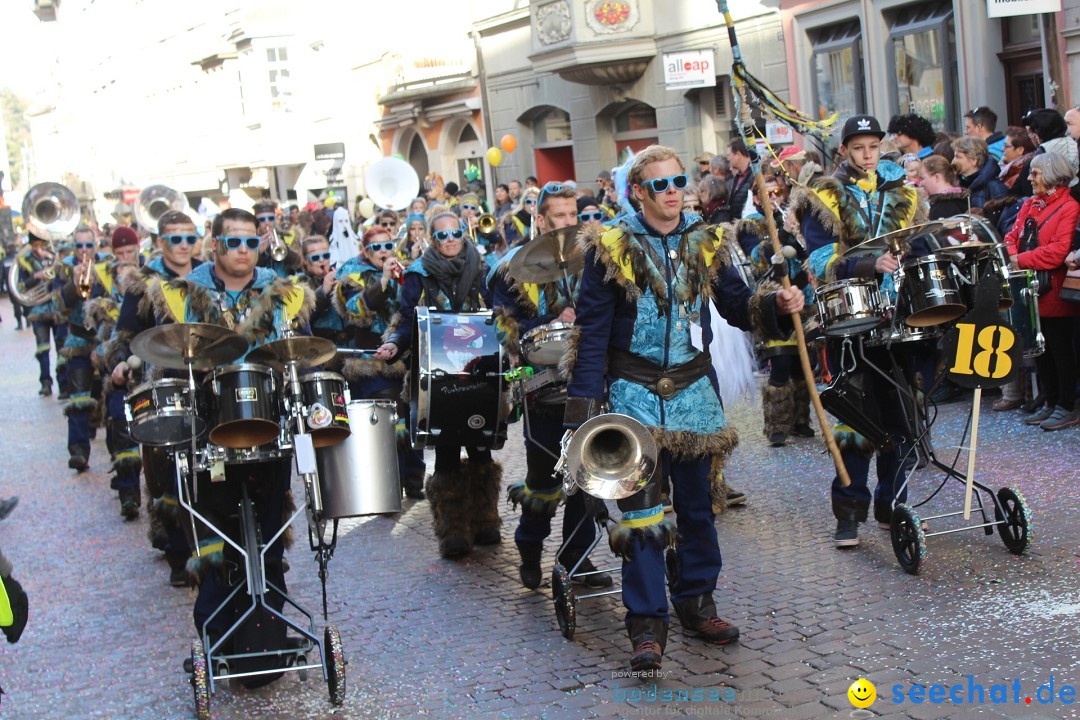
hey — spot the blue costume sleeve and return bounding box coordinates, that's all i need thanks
[388,272,423,353]
[565,250,618,404]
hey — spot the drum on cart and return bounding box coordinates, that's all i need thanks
[521,322,575,367]
[297,371,351,448]
[314,400,401,518]
[127,378,208,447]
[206,363,281,449]
[815,278,886,337]
[897,254,967,328]
[410,308,509,450]
[1004,270,1044,358]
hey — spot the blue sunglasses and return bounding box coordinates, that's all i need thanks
[162,234,199,246]
[75,241,97,250]
[642,174,689,193]
[218,236,261,251]
[432,229,464,242]
[365,241,396,252]
[578,211,604,223]
[306,252,331,262]
[256,214,276,223]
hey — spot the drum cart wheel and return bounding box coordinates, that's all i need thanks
[190,639,211,720]
[995,488,1030,555]
[552,563,577,639]
[890,504,926,575]
[325,625,346,706]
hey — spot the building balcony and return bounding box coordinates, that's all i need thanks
[527,0,655,86]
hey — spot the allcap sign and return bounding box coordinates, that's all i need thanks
[663,50,716,89]
[986,0,1061,17]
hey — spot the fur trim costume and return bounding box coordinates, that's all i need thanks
[566,211,790,555]
[331,256,405,383]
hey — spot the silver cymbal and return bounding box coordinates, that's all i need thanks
[245,335,337,370]
[131,323,248,371]
[843,222,945,257]
[507,225,584,284]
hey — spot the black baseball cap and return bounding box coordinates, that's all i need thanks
[841,115,885,145]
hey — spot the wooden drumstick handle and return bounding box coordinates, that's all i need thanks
[753,174,852,487]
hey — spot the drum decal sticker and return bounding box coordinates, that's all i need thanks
[309,403,333,429]
[332,393,345,407]
[131,398,151,413]
[467,414,487,429]
[235,388,258,402]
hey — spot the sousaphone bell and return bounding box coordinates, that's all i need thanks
[556,413,657,500]
[134,184,189,233]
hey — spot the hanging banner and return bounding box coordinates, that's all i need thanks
[986,0,1061,18]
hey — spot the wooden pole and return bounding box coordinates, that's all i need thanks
[753,174,852,487]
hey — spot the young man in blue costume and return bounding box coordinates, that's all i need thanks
[16,233,68,397]
[564,145,804,671]
[108,211,203,585]
[788,115,924,548]
[492,182,613,591]
[57,226,109,472]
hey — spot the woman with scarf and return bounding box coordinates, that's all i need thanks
[1003,153,1080,431]
[999,127,1037,190]
[375,212,501,559]
[952,136,1009,212]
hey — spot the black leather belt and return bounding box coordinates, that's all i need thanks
[607,347,712,400]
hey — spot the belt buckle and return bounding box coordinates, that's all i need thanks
[656,376,676,399]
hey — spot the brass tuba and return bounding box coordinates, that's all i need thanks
[555,413,657,500]
[8,182,80,307]
[134,184,189,234]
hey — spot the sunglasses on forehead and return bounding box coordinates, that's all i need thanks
[641,174,689,193]
[365,241,395,252]
[218,236,261,251]
[163,234,199,246]
[432,228,464,242]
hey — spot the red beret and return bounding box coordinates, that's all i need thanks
[111,226,139,251]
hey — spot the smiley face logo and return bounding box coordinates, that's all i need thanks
[848,678,876,708]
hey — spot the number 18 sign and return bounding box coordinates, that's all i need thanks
[941,271,1022,389]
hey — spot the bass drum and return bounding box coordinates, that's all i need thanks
[410,308,508,450]
[315,400,401,518]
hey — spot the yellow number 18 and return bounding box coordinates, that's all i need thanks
[950,323,1015,379]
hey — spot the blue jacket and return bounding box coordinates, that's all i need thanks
[389,252,492,353]
[961,156,1009,209]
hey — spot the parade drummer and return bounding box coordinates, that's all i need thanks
[564,145,803,672]
[57,225,109,473]
[17,232,69,397]
[789,115,926,548]
[334,225,427,500]
[492,182,613,592]
[114,208,314,685]
[107,210,204,586]
[375,212,502,560]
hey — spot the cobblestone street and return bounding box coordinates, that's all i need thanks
[0,297,1077,720]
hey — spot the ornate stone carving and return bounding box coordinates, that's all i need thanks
[584,0,639,35]
[536,1,572,46]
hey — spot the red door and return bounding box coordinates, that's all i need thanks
[534,146,575,184]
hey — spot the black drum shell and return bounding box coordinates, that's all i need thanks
[899,255,966,328]
[207,364,280,449]
[299,372,351,448]
[127,379,207,447]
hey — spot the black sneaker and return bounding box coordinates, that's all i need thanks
[630,640,663,672]
[791,423,815,438]
[726,490,747,507]
[68,448,89,472]
[768,432,787,447]
[834,518,859,547]
[38,379,52,397]
[0,496,18,521]
[516,541,542,589]
[563,555,613,589]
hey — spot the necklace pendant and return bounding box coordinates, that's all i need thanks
[668,248,678,260]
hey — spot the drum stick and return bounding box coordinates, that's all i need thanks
[753,174,852,487]
[962,387,981,520]
[335,348,379,357]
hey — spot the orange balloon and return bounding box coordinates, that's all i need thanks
[500,134,517,154]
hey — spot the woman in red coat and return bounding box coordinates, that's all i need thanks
[1003,152,1080,430]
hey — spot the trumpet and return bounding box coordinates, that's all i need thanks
[269,226,288,262]
[478,213,498,235]
[76,257,95,299]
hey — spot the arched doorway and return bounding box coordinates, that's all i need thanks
[531,107,575,183]
[405,132,429,182]
[454,123,482,186]
[612,102,658,164]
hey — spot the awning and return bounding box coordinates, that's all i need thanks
[294,158,345,193]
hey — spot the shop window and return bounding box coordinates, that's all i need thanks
[809,19,865,164]
[888,1,958,133]
[533,108,572,145]
[613,102,658,161]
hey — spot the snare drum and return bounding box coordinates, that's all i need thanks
[898,254,966,328]
[298,371,351,448]
[865,323,943,347]
[815,278,886,337]
[126,378,207,447]
[520,322,575,367]
[207,363,281,449]
[410,308,508,449]
[315,400,401,518]
[1004,270,1044,358]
